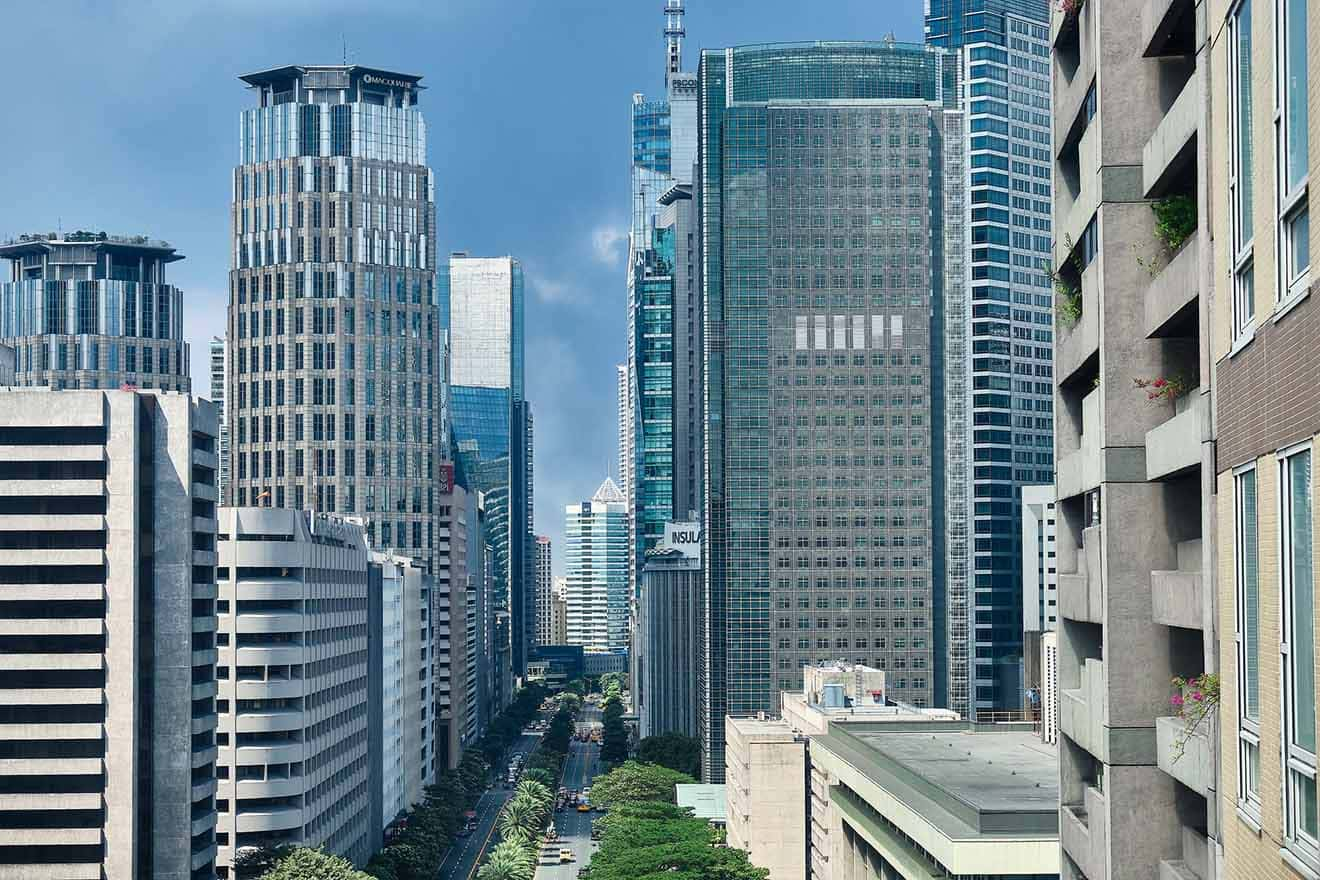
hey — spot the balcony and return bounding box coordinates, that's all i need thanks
[1060,784,1109,880]
[1152,540,1204,630]
[1156,714,1214,797]
[236,804,303,834]
[1059,124,1101,260]
[1145,237,1201,339]
[1145,391,1209,481]
[1060,658,1107,760]
[1142,0,1196,57]
[1057,387,1100,501]
[1143,68,1201,197]
[0,863,100,880]
[236,709,302,734]
[1160,827,1212,880]
[1060,526,1103,624]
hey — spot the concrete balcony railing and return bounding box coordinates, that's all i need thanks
[1161,826,1212,880]
[1142,0,1195,56]
[1145,390,1209,481]
[1057,385,1101,501]
[236,776,306,800]
[1152,539,1204,630]
[1156,713,1215,797]
[1060,658,1107,760]
[235,612,304,634]
[236,805,303,834]
[1145,236,1201,339]
[1059,124,1102,258]
[1143,67,1201,197]
[235,709,302,734]
[1060,783,1109,880]
[1060,526,1103,624]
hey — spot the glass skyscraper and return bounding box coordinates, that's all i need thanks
[565,478,630,652]
[697,41,966,781]
[926,0,1055,716]
[444,254,534,676]
[228,64,441,572]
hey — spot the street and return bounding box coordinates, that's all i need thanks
[436,732,539,880]
[535,705,604,880]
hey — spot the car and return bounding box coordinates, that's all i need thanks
[559,849,575,863]
[577,803,591,812]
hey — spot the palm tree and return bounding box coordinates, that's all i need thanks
[515,780,552,811]
[476,840,535,880]
[497,797,539,847]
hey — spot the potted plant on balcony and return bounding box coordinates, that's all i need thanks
[1168,672,1218,762]
[1044,233,1085,328]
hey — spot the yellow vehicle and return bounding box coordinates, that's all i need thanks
[559,849,575,863]
[577,803,591,812]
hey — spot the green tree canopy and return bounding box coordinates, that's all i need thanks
[636,733,702,781]
[476,839,535,880]
[258,847,373,880]
[588,761,695,808]
[523,767,555,789]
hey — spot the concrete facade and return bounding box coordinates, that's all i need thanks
[1050,0,1219,878]
[636,548,701,739]
[214,508,371,874]
[211,336,229,501]
[725,716,809,880]
[0,388,219,880]
[534,534,553,647]
[1209,0,1320,878]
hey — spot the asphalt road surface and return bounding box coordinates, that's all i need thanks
[535,705,604,880]
[437,732,539,880]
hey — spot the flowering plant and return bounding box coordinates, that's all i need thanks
[1169,673,1219,762]
[1133,376,1192,403]
[1058,0,1085,14]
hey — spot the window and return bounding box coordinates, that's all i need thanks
[1281,445,1317,861]
[1235,465,1261,815]
[1276,0,1310,302]
[1229,0,1255,337]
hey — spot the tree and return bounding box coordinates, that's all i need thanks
[565,678,588,697]
[476,839,535,880]
[258,847,374,880]
[637,733,702,781]
[234,843,292,879]
[588,761,695,808]
[497,796,541,847]
[523,767,555,790]
[515,779,553,812]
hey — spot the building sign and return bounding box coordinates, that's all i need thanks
[438,462,454,494]
[661,521,701,559]
[363,74,412,90]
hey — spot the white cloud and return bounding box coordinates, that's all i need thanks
[591,223,627,266]
[526,271,582,305]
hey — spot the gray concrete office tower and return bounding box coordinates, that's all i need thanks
[211,335,229,500]
[228,65,440,575]
[0,388,220,880]
[697,41,965,781]
[1050,0,1217,877]
[925,0,1056,717]
[636,542,701,740]
[214,508,372,874]
[0,232,191,392]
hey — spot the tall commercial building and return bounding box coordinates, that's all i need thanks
[533,534,553,646]
[215,508,372,874]
[0,388,220,880]
[444,254,532,676]
[1050,0,1217,877]
[635,529,701,740]
[1021,484,1057,717]
[228,64,440,575]
[696,41,965,781]
[564,478,629,652]
[1215,2,1316,880]
[211,335,230,500]
[925,0,1055,718]
[551,575,569,645]
[0,232,191,392]
[616,363,631,496]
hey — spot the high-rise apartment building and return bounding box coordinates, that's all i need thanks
[211,335,230,500]
[1214,1,1317,880]
[565,478,629,652]
[551,575,569,645]
[0,232,191,392]
[696,40,965,781]
[0,388,220,880]
[1021,484,1057,718]
[1050,0,1217,877]
[215,508,372,874]
[534,534,553,646]
[444,254,532,676]
[228,65,440,574]
[926,0,1056,717]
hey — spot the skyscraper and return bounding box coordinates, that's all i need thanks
[444,254,533,676]
[0,388,219,879]
[696,41,965,780]
[534,534,553,646]
[925,0,1055,717]
[565,478,629,652]
[211,335,229,499]
[0,232,191,392]
[228,65,441,575]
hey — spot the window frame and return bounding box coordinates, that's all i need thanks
[1274,0,1311,306]
[1229,0,1256,339]
[1235,462,1262,817]
[1279,442,1318,863]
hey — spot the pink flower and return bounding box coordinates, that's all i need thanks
[1191,691,1203,702]
[1170,694,1185,708]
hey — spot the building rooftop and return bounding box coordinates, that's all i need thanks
[813,723,1058,836]
[238,64,424,89]
[675,784,726,823]
[727,715,799,741]
[0,232,181,262]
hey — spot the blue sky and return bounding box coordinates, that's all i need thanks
[0,0,923,571]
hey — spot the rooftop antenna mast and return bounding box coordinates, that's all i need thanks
[664,0,685,86]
